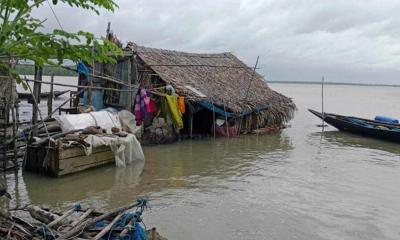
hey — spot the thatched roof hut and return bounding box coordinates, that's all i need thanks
[132,44,296,126]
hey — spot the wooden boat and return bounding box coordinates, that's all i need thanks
[309,109,400,143]
[18,90,69,99]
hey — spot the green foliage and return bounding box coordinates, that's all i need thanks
[15,64,77,76]
[0,0,122,84]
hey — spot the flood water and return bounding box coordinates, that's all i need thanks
[2,80,400,240]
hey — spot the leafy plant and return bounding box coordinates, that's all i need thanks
[0,0,122,83]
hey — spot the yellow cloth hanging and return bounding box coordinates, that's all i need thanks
[165,95,183,129]
[178,96,185,114]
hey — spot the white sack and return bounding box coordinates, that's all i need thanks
[56,111,121,133]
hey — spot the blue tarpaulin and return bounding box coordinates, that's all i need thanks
[197,101,235,118]
[77,61,89,77]
[197,101,269,118]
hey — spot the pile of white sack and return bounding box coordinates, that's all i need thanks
[55,108,144,167]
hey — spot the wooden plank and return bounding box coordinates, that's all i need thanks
[59,150,114,170]
[59,145,111,159]
[58,158,114,176]
[58,150,115,176]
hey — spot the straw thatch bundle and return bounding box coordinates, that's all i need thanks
[134,45,296,125]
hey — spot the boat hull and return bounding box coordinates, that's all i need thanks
[309,109,400,143]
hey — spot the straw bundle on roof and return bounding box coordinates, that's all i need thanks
[134,45,296,125]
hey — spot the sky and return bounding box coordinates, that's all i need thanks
[34,0,400,85]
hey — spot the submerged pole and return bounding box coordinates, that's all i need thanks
[321,76,325,132]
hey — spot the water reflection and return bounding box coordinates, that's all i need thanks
[310,131,400,155]
[4,133,293,211]
[21,161,145,209]
[139,133,293,192]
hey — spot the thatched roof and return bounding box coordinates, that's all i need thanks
[134,45,296,123]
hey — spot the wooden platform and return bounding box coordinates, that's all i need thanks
[25,140,115,177]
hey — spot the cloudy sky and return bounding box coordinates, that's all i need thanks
[35,0,400,84]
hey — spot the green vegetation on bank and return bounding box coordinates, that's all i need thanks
[16,65,77,76]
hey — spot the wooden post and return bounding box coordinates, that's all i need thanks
[88,47,95,107]
[212,104,216,138]
[87,78,93,106]
[127,57,132,111]
[321,76,325,132]
[11,79,17,169]
[223,102,229,138]
[189,110,193,139]
[32,66,42,137]
[47,74,54,117]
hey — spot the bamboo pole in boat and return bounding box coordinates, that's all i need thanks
[47,206,76,228]
[93,211,125,240]
[68,209,94,229]
[56,201,141,240]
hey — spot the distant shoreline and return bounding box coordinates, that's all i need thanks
[268,80,400,88]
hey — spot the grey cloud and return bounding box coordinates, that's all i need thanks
[33,0,400,84]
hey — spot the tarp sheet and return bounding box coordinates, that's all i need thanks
[84,134,145,167]
[197,101,269,118]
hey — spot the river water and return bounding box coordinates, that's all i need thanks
[2,80,400,240]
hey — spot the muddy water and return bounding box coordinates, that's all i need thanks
[2,81,400,240]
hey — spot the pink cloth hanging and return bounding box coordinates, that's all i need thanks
[135,94,142,124]
[141,89,151,113]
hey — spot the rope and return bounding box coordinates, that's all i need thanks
[46,0,65,32]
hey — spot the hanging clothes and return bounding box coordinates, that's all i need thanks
[149,99,156,113]
[141,88,151,113]
[135,94,142,125]
[165,95,183,130]
[178,96,185,114]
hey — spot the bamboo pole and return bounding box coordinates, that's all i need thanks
[243,56,259,101]
[190,110,193,139]
[127,57,132,111]
[223,102,229,138]
[47,206,76,228]
[56,201,141,240]
[25,78,50,140]
[47,74,54,118]
[68,209,94,230]
[212,103,216,138]
[23,78,137,92]
[321,76,325,132]
[93,211,125,240]
[10,77,18,170]
[32,66,42,137]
